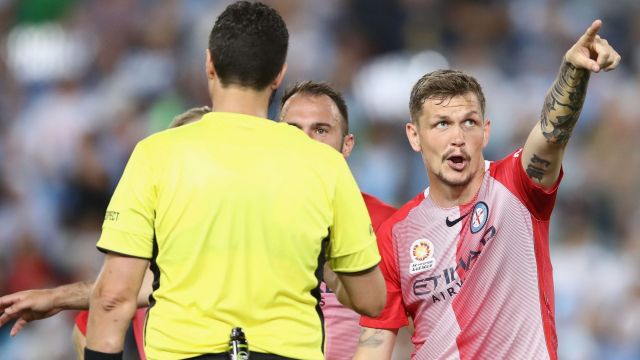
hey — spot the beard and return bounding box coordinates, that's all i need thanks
[434,167,474,188]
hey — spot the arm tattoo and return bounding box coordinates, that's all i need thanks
[358,328,386,348]
[540,62,590,145]
[526,153,551,181]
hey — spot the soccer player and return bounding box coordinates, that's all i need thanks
[85,1,384,359]
[353,20,620,360]
[278,81,397,359]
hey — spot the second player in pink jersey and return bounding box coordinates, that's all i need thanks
[279,81,397,360]
[355,20,621,360]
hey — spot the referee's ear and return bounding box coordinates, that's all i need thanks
[205,49,216,80]
[271,63,288,91]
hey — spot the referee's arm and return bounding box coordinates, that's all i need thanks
[328,155,387,317]
[326,264,386,317]
[86,253,148,357]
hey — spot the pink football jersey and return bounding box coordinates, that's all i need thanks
[362,149,560,360]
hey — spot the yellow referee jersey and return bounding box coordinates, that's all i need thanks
[96,112,379,360]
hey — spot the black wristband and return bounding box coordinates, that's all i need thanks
[84,348,124,360]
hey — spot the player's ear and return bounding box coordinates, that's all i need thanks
[482,119,491,149]
[205,49,216,80]
[271,63,288,90]
[406,122,421,152]
[341,134,355,158]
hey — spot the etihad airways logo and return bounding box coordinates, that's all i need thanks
[412,225,497,303]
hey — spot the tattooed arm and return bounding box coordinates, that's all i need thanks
[521,19,620,188]
[352,327,398,360]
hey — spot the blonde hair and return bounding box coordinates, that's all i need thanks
[168,106,212,128]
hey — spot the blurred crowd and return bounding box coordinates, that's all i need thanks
[0,0,639,359]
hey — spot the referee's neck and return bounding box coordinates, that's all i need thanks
[210,86,272,119]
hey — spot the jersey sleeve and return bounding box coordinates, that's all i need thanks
[491,149,563,221]
[362,193,398,232]
[360,219,408,329]
[97,141,157,259]
[327,156,380,273]
[75,310,89,335]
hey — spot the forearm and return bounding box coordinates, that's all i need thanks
[353,327,397,360]
[86,254,148,353]
[53,278,149,310]
[540,60,590,146]
[53,281,94,310]
[86,288,138,352]
[522,60,591,187]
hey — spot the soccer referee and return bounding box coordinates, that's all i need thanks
[84,2,386,360]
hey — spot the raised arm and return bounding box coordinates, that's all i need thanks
[521,19,620,188]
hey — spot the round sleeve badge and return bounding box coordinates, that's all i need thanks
[470,201,489,234]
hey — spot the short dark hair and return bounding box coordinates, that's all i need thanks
[281,81,349,136]
[169,106,211,128]
[209,1,289,89]
[409,69,486,124]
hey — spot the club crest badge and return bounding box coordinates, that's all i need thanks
[409,239,436,274]
[470,201,489,234]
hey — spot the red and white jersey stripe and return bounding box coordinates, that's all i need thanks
[362,149,560,360]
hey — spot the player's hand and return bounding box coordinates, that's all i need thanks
[565,19,621,73]
[0,289,63,336]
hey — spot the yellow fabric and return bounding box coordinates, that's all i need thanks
[97,112,379,360]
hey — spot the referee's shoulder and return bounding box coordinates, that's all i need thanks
[137,121,198,148]
[276,122,344,162]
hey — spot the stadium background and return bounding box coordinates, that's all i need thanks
[0,0,638,359]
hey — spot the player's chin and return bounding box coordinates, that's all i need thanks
[439,170,472,187]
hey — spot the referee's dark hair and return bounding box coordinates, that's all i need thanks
[281,81,350,136]
[209,1,289,90]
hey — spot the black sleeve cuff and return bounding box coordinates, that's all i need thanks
[84,348,124,360]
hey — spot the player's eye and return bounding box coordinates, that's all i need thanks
[315,127,328,134]
[463,119,477,128]
[435,121,448,129]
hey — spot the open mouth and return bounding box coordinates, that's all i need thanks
[446,155,468,171]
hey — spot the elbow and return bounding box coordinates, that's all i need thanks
[358,296,386,318]
[90,285,137,315]
[372,294,387,317]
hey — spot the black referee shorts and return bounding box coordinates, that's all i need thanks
[186,353,295,360]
